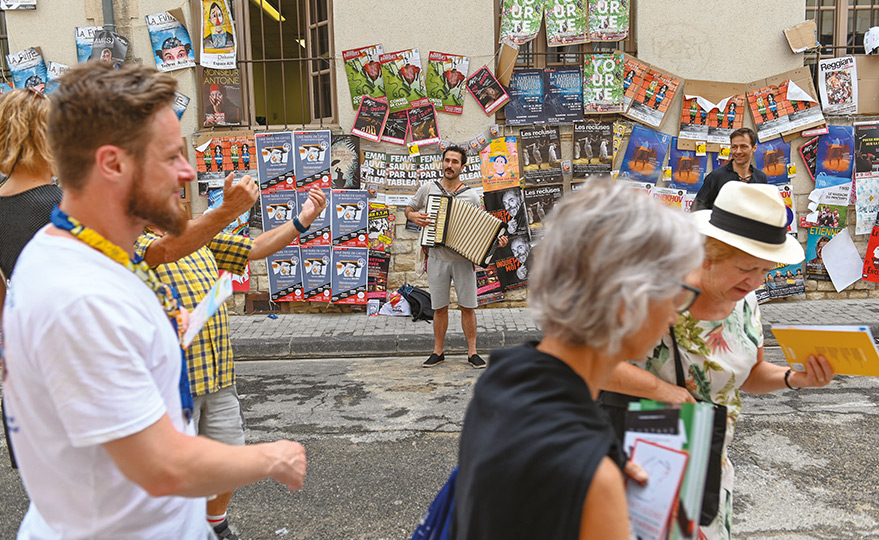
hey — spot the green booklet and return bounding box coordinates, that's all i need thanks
[626,400,715,540]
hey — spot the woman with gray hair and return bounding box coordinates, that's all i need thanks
[452,178,704,540]
[603,182,834,540]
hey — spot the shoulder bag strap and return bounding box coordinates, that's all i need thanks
[668,326,687,388]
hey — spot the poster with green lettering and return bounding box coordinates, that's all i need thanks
[546,0,588,47]
[589,0,629,41]
[583,53,624,113]
[500,0,545,45]
[380,48,429,113]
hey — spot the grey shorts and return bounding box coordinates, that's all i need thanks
[427,256,477,309]
[191,385,246,446]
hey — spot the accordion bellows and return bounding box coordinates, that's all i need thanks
[420,194,505,267]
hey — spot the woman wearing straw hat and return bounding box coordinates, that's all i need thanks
[604,182,835,540]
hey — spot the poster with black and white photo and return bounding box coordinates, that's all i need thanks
[331,246,369,304]
[89,30,129,69]
[492,234,532,291]
[267,245,303,302]
[519,126,563,185]
[523,184,563,241]
[572,121,614,178]
[484,187,530,239]
[331,134,361,189]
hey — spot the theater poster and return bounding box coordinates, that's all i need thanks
[668,137,707,193]
[545,0,588,46]
[572,120,613,178]
[499,0,544,44]
[297,188,332,246]
[589,0,629,41]
[618,124,671,184]
[6,47,47,92]
[505,69,544,126]
[89,30,129,69]
[520,126,563,186]
[755,139,792,185]
[301,245,332,302]
[331,247,369,305]
[583,54,624,114]
[202,67,242,127]
[294,130,332,190]
[380,48,429,113]
[146,10,196,72]
[426,51,469,114]
[267,246,303,302]
[342,44,385,109]
[480,137,520,192]
[75,26,102,63]
[331,189,369,248]
[545,66,583,123]
[381,110,408,145]
[200,0,237,69]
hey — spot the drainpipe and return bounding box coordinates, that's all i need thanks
[102,0,116,33]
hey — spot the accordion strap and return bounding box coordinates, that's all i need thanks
[434,180,470,197]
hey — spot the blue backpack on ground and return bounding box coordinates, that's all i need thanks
[410,467,457,540]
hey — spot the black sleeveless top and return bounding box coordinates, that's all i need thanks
[453,342,625,540]
[0,184,63,278]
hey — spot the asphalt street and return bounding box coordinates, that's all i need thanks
[1,349,877,539]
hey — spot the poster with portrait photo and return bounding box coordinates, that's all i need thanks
[267,245,304,302]
[351,95,389,142]
[202,67,242,126]
[484,187,530,239]
[146,10,196,72]
[523,184,562,241]
[519,126,563,186]
[805,225,842,281]
[297,188,331,246]
[75,26,101,63]
[331,246,369,305]
[200,0,237,69]
[301,245,332,302]
[89,30,129,69]
[492,234,532,291]
[408,104,440,146]
[755,261,805,304]
[6,47,47,92]
[331,134,360,189]
[381,110,409,145]
[331,189,369,248]
[572,121,613,178]
[466,66,510,115]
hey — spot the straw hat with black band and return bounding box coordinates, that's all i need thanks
[692,182,804,265]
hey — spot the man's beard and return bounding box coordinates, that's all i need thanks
[126,168,187,236]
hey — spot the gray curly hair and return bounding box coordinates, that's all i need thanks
[529,177,703,354]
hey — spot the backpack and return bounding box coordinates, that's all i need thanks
[410,468,457,540]
[398,284,434,323]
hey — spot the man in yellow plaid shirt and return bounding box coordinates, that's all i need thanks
[136,173,326,540]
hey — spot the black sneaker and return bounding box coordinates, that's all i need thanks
[468,354,487,369]
[213,520,241,540]
[422,353,445,367]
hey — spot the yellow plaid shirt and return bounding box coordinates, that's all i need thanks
[136,231,253,397]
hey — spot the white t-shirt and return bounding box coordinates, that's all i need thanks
[2,229,211,540]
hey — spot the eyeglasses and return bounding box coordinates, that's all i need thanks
[674,283,701,313]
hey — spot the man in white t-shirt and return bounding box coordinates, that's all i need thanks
[1,62,306,539]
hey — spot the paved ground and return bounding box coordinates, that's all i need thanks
[230,299,879,359]
[2,351,876,539]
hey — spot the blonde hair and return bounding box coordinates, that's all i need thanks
[0,89,54,177]
[704,236,747,263]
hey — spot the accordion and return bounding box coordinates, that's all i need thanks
[420,194,505,267]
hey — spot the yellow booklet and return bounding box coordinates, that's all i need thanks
[771,325,879,377]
